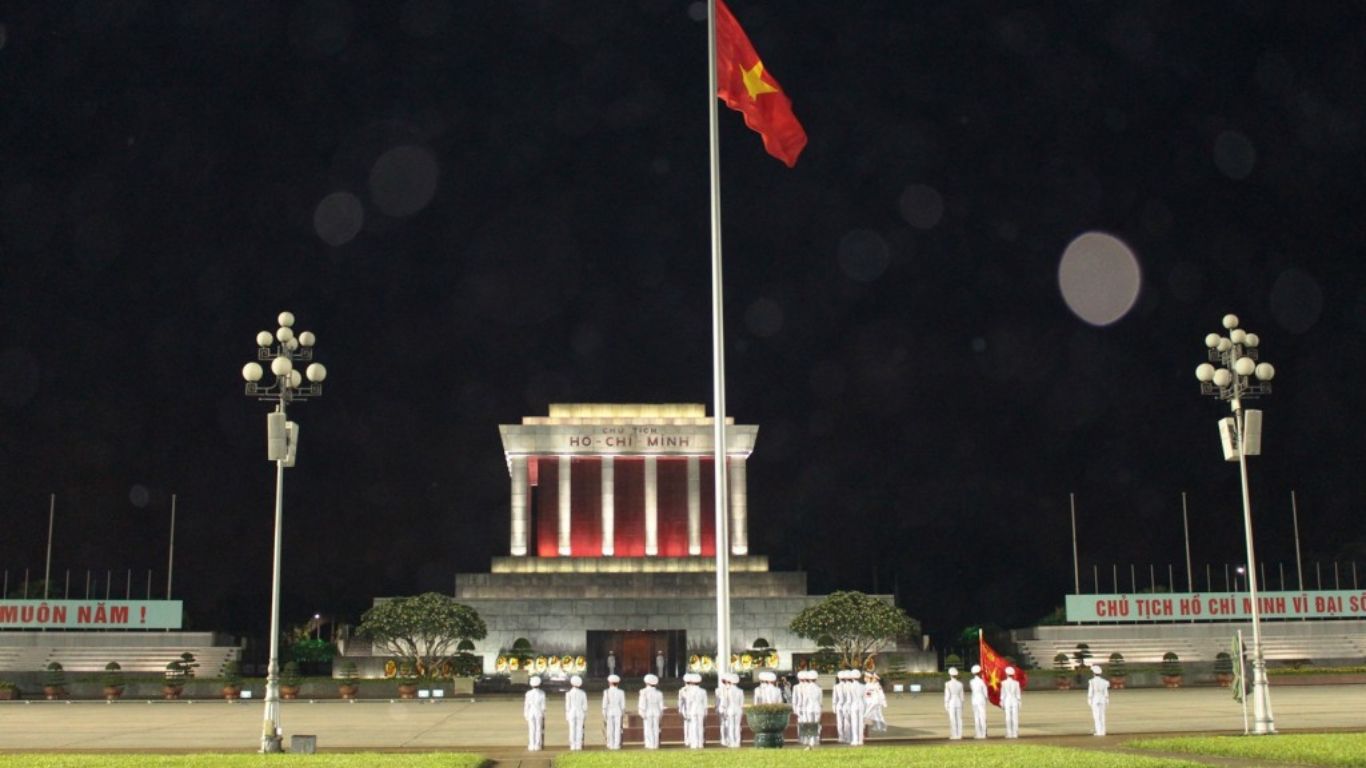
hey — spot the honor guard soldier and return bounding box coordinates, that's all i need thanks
[943,667,964,740]
[679,673,709,749]
[565,675,588,750]
[602,674,626,749]
[524,676,546,751]
[717,672,744,747]
[1001,667,1022,738]
[754,670,783,705]
[969,664,989,739]
[794,670,823,748]
[638,674,664,749]
[863,672,887,733]
[1087,664,1110,736]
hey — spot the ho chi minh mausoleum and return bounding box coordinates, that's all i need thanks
[387,404,853,678]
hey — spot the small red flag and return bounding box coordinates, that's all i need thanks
[979,634,1028,708]
[715,0,808,167]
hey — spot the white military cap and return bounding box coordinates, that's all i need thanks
[607,674,621,683]
[644,674,659,685]
[948,667,959,677]
[759,671,777,682]
[727,673,740,683]
[970,664,982,674]
[684,673,700,683]
[571,675,583,686]
[1005,666,1016,676]
[1091,664,1102,675]
[529,676,542,687]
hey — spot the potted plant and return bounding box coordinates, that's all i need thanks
[102,662,125,701]
[338,661,360,700]
[163,661,185,700]
[1052,652,1073,690]
[1213,651,1234,686]
[745,703,792,748]
[944,652,963,671]
[1161,651,1183,688]
[221,660,242,700]
[395,660,418,699]
[43,662,67,700]
[280,661,301,700]
[0,681,17,701]
[177,652,200,678]
[1108,652,1127,689]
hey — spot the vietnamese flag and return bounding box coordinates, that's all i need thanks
[979,632,1028,707]
[715,0,808,167]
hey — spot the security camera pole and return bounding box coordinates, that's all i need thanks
[241,312,328,752]
[1194,313,1276,734]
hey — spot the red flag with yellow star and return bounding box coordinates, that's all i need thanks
[979,632,1028,707]
[715,0,807,167]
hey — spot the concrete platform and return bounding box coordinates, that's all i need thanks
[0,685,1361,752]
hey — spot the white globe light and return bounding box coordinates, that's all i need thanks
[242,362,264,382]
[298,331,316,347]
[271,356,293,376]
[1234,356,1255,376]
[1195,363,1215,382]
[1255,362,1275,381]
[1244,333,1259,348]
[286,338,299,352]
[278,311,295,328]
[1222,313,1239,330]
[306,363,328,382]
[1217,338,1232,352]
[1212,368,1233,387]
[256,331,274,348]
[289,370,302,388]
[1230,329,1246,344]
[1204,333,1221,349]
[276,326,294,343]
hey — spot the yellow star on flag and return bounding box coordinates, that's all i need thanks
[988,670,1002,690]
[740,61,778,101]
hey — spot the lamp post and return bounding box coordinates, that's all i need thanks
[242,311,327,753]
[1195,312,1275,734]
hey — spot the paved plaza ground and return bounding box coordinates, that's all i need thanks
[0,684,1362,757]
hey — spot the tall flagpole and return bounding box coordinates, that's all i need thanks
[706,0,733,678]
[1069,493,1079,595]
[1182,492,1193,592]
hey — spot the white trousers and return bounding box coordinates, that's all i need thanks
[972,703,988,738]
[604,713,623,749]
[643,715,661,749]
[567,713,585,750]
[1091,702,1107,736]
[724,714,742,747]
[947,705,963,739]
[526,715,543,751]
[685,716,706,748]
[1004,703,1019,738]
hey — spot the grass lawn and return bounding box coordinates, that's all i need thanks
[1130,733,1366,767]
[0,756,487,768]
[558,744,1206,767]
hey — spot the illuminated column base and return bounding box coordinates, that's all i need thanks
[509,456,529,557]
[601,457,615,556]
[558,456,572,556]
[728,456,748,556]
[644,456,658,556]
[687,456,701,556]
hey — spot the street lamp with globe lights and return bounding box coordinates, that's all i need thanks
[1195,312,1275,734]
[241,311,327,753]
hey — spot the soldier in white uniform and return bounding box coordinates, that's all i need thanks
[1000,666,1022,738]
[943,667,964,740]
[565,675,588,750]
[832,670,848,743]
[1086,664,1110,736]
[523,676,546,751]
[969,664,989,739]
[848,671,867,745]
[794,670,823,748]
[754,670,783,705]
[863,672,887,733]
[716,672,744,747]
[638,674,664,749]
[679,672,709,749]
[602,674,626,749]
[606,651,616,677]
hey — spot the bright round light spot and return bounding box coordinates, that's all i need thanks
[837,229,891,282]
[298,331,316,347]
[1057,232,1142,326]
[1205,333,1220,348]
[276,326,294,343]
[314,191,364,246]
[1217,338,1232,352]
[128,484,150,509]
[1213,130,1257,180]
[278,311,295,327]
[897,184,944,229]
[242,362,264,382]
[1270,268,1323,334]
[1244,333,1259,348]
[744,297,784,338]
[1234,356,1255,376]
[289,369,302,388]
[271,356,293,376]
[369,145,439,218]
[1212,368,1232,387]
[1222,313,1239,329]
[1255,362,1275,381]
[1195,363,1215,382]
[1230,329,1246,344]
[306,362,328,382]
[256,331,274,348]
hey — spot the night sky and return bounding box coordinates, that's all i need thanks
[2,1,1365,649]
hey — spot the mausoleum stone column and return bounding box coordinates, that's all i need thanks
[509,456,529,556]
[601,457,615,556]
[644,456,658,556]
[687,456,701,556]
[729,456,748,556]
[558,455,572,556]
